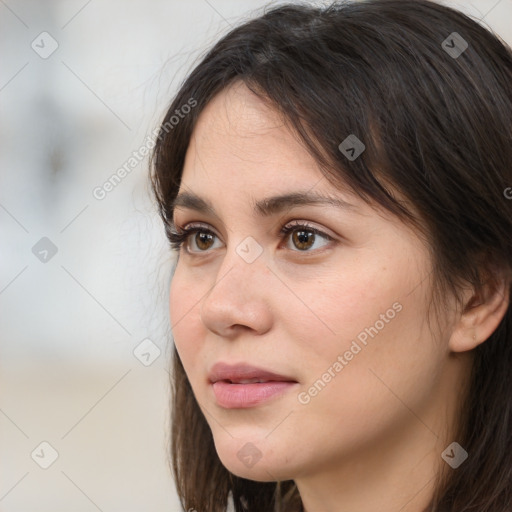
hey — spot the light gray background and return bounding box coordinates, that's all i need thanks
[1,0,511,510]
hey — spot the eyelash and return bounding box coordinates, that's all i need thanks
[167,221,333,254]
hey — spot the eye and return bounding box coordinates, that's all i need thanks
[167,223,222,253]
[280,221,333,252]
[167,221,334,254]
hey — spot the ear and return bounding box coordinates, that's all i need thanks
[449,272,510,353]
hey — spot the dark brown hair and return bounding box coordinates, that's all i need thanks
[150,1,512,510]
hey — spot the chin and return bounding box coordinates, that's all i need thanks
[212,436,293,482]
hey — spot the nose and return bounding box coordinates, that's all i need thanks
[199,247,273,339]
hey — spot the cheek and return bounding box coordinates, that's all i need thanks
[310,247,432,356]
[291,253,438,392]
[169,269,205,373]
[288,261,402,361]
[293,267,440,440]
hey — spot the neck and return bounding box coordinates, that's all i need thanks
[297,421,441,512]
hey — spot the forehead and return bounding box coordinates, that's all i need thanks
[194,81,287,139]
[182,82,330,191]
[177,82,415,229]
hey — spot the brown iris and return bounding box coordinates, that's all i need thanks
[192,227,317,251]
[292,229,315,250]
[195,232,214,251]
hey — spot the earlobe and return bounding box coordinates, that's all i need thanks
[448,276,510,353]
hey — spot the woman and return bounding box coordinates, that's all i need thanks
[150,1,512,510]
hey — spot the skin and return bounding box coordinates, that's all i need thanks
[169,81,509,512]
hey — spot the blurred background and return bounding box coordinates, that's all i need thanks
[1,0,511,510]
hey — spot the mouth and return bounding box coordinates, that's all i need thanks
[220,378,289,384]
[208,362,298,409]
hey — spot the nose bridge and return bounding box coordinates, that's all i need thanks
[208,235,267,300]
[199,236,271,334]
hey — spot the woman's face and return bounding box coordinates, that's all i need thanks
[169,81,461,485]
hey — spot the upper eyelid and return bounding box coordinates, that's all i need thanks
[176,220,331,236]
[176,220,335,247]
[176,221,221,237]
[173,220,232,238]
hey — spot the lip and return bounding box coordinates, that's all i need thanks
[208,362,297,384]
[208,362,298,409]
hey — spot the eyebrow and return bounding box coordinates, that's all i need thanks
[170,190,360,221]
